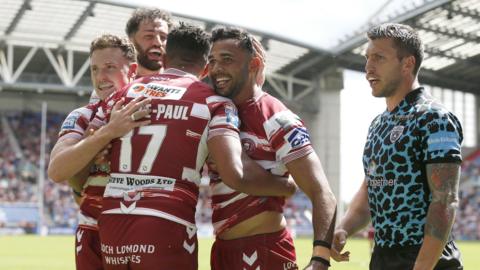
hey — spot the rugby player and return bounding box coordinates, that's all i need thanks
[207,27,337,270]
[331,23,463,270]
[48,34,140,270]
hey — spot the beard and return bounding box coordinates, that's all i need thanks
[213,78,245,99]
[374,76,401,98]
[212,63,250,99]
[135,42,162,72]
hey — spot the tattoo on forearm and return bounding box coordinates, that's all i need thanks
[425,163,460,242]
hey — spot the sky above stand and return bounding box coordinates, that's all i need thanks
[116,0,398,50]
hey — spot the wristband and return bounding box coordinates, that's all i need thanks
[311,256,331,267]
[313,240,331,249]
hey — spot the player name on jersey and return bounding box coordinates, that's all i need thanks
[153,104,189,120]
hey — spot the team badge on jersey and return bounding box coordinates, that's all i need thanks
[390,125,404,143]
[241,138,256,155]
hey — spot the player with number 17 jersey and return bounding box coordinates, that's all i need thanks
[94,69,239,269]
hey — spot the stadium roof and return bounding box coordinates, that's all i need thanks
[330,0,480,95]
[0,0,479,97]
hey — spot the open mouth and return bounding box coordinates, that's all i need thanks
[366,76,380,86]
[97,82,115,92]
[147,48,162,61]
[214,76,231,89]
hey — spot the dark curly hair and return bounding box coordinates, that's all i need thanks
[125,8,173,37]
[165,22,211,65]
[210,26,254,55]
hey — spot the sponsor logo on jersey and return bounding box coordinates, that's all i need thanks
[367,177,397,188]
[128,83,186,100]
[393,114,414,121]
[427,131,460,152]
[389,125,404,143]
[61,112,80,130]
[104,173,176,197]
[102,243,154,265]
[286,127,310,148]
[132,84,145,93]
[366,161,397,187]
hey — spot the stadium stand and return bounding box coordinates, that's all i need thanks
[0,110,77,234]
[453,150,480,240]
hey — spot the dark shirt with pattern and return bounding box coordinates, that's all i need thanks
[363,87,463,247]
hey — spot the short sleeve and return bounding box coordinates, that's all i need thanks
[419,110,463,163]
[263,110,313,164]
[207,96,240,140]
[58,108,90,140]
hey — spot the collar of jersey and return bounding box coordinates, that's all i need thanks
[162,68,197,80]
[383,87,425,117]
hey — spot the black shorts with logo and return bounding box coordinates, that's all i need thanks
[370,241,463,270]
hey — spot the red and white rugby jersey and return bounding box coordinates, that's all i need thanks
[210,91,314,235]
[100,68,240,229]
[58,99,110,229]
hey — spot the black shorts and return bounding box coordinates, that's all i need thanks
[370,241,463,270]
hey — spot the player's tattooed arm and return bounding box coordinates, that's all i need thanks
[425,163,460,241]
[414,163,460,270]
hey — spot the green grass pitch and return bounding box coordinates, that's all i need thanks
[0,235,476,269]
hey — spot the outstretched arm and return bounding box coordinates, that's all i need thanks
[207,134,297,197]
[414,163,460,270]
[286,152,337,270]
[331,180,370,262]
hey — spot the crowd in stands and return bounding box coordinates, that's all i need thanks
[0,111,77,230]
[1,110,480,240]
[453,151,480,240]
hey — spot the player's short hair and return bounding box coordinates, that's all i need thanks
[125,8,172,37]
[165,22,211,66]
[89,34,136,63]
[210,26,255,55]
[367,23,424,75]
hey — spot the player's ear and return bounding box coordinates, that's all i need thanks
[128,63,138,80]
[199,64,209,80]
[249,56,261,73]
[402,55,415,75]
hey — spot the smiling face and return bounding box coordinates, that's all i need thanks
[131,18,169,72]
[90,48,133,100]
[208,39,252,101]
[365,38,404,98]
